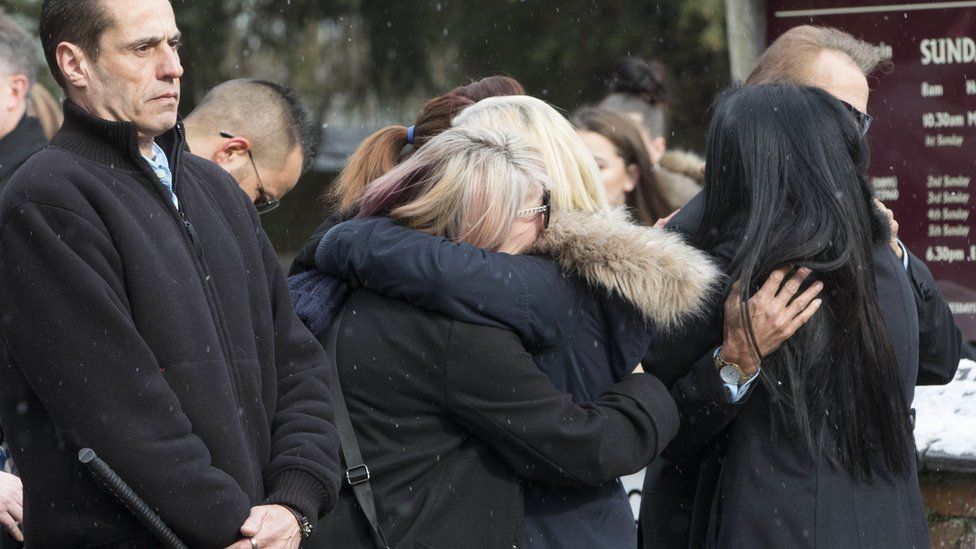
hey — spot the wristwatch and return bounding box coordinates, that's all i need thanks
[714,348,759,385]
[282,504,314,539]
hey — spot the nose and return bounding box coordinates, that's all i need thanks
[158,44,184,81]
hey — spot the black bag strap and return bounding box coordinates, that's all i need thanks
[325,309,391,549]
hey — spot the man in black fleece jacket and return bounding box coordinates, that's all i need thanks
[0,0,339,546]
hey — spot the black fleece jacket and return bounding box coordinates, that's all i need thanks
[0,101,340,548]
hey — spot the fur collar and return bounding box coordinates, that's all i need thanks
[660,149,706,184]
[531,208,722,331]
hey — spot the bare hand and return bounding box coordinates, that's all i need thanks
[653,209,679,229]
[721,267,824,374]
[874,198,903,260]
[223,505,301,549]
[0,472,23,542]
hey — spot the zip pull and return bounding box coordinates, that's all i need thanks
[182,215,204,259]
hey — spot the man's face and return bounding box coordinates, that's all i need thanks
[75,0,183,140]
[253,145,304,206]
[231,144,304,207]
[808,49,870,113]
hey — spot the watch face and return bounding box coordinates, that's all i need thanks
[720,364,742,385]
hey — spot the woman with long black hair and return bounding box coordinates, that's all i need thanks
[696,84,930,548]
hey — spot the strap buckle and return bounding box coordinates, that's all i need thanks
[346,464,371,485]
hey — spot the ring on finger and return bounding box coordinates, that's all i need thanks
[250,538,259,549]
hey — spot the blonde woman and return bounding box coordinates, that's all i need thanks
[308,126,681,548]
[310,95,725,548]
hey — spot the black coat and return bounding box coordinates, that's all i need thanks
[638,192,962,549]
[0,114,47,192]
[308,210,719,548]
[314,289,680,548]
[0,101,340,547]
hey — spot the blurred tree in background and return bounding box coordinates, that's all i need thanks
[1,0,729,255]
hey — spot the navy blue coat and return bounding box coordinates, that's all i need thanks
[310,217,649,548]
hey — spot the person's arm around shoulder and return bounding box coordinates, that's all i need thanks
[442,320,679,487]
[663,267,823,462]
[316,217,578,348]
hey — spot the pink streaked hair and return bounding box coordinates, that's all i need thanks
[356,126,548,251]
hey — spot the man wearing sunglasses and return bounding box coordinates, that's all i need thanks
[184,79,315,215]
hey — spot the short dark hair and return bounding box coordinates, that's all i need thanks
[0,11,38,87]
[40,0,114,90]
[261,80,317,172]
[186,79,317,172]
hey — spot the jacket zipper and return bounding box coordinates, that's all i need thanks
[142,127,261,491]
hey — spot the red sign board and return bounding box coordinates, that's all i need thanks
[767,1,976,340]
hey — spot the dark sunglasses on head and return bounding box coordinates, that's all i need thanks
[218,130,280,214]
[516,188,551,230]
[838,100,873,137]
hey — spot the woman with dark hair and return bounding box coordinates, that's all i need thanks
[600,56,702,212]
[288,75,524,275]
[572,106,671,223]
[694,84,930,548]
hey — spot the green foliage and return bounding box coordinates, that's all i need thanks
[4,0,730,251]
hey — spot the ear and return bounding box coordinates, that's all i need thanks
[7,75,29,108]
[56,42,92,90]
[212,136,252,165]
[624,163,639,193]
[649,136,667,164]
[0,74,29,113]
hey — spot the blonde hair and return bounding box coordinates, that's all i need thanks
[453,96,609,213]
[357,126,548,252]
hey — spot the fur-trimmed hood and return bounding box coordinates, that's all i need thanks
[656,150,705,213]
[531,208,722,331]
[660,149,706,184]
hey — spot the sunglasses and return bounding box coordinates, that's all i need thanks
[218,131,280,214]
[838,100,873,137]
[516,188,551,230]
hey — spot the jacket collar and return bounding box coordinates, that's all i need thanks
[0,113,47,182]
[52,99,184,171]
[531,208,722,331]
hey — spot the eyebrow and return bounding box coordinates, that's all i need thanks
[122,31,182,50]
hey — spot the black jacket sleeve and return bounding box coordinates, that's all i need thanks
[256,221,341,521]
[0,200,251,547]
[443,321,679,487]
[315,217,580,349]
[906,251,962,385]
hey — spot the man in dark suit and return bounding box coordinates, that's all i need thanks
[639,25,962,548]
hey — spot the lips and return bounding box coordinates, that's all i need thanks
[151,93,179,102]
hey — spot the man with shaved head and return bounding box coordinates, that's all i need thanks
[639,25,961,548]
[184,79,315,214]
[0,1,339,546]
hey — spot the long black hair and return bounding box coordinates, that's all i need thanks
[694,85,914,480]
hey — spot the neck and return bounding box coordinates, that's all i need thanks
[0,106,27,141]
[138,133,157,158]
